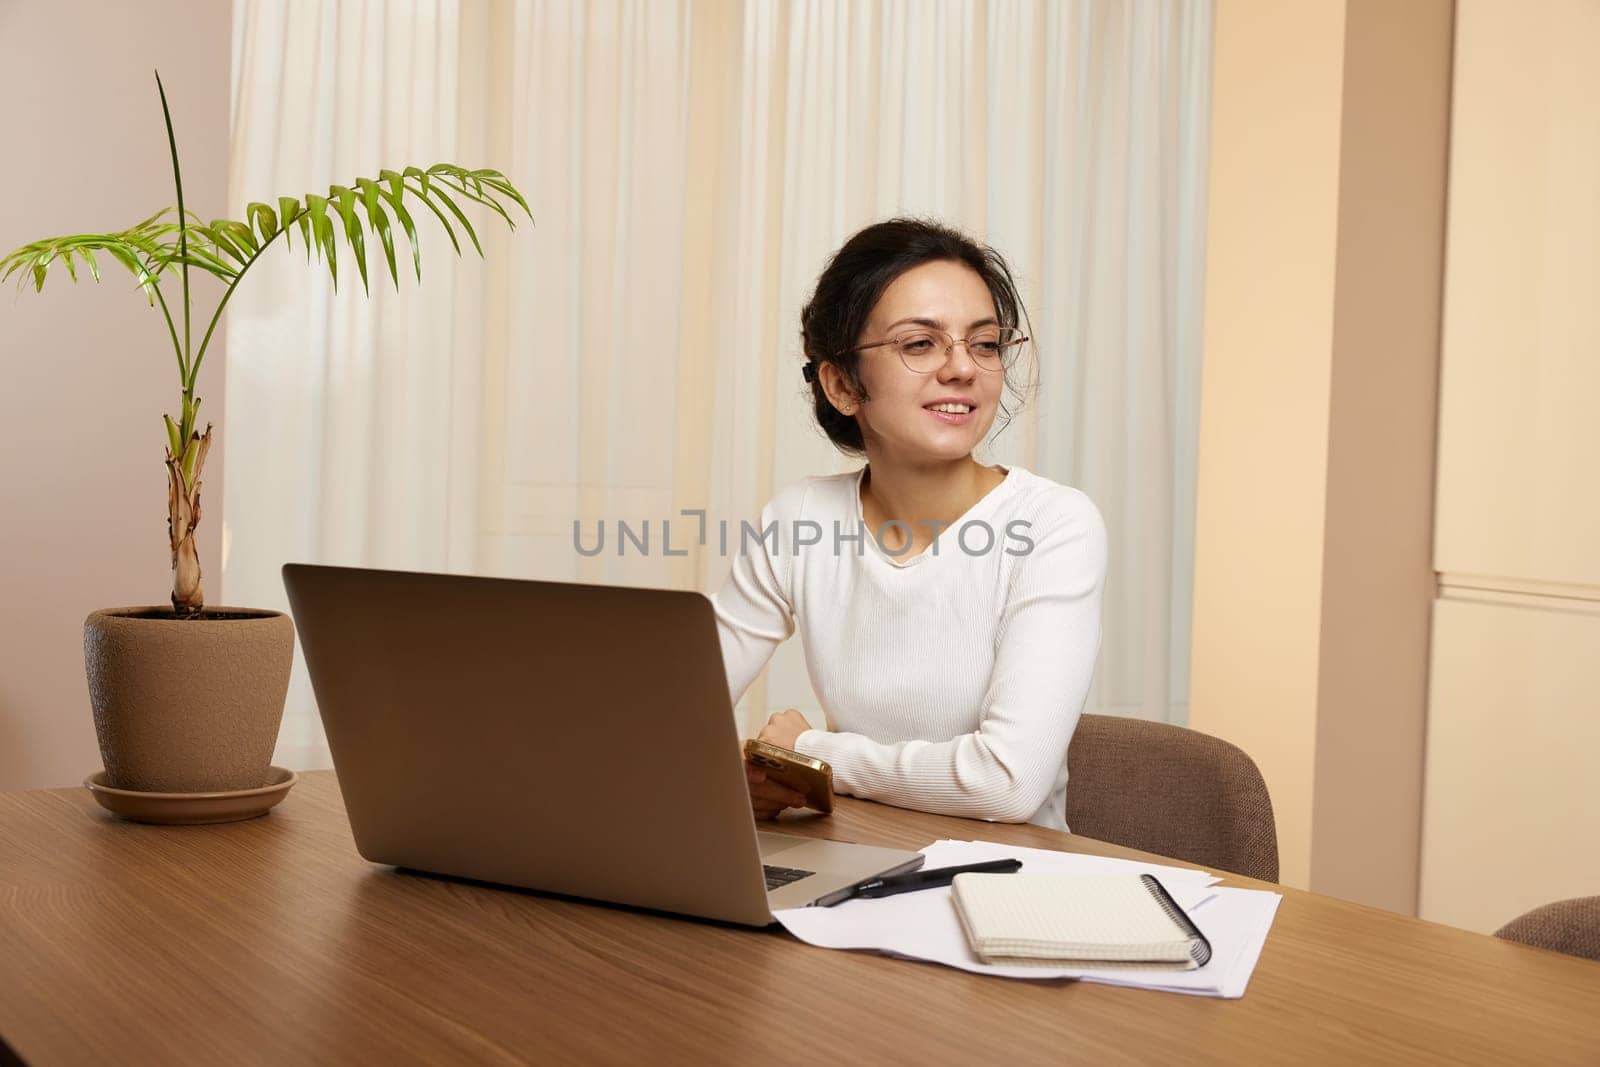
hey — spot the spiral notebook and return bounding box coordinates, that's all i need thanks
[952,872,1213,970]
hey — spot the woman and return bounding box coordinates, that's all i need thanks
[714,219,1106,830]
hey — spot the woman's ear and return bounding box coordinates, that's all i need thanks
[818,362,860,415]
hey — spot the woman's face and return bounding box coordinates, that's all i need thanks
[837,259,1004,466]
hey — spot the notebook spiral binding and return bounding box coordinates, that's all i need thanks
[1140,873,1214,968]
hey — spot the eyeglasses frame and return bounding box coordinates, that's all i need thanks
[844,325,1029,374]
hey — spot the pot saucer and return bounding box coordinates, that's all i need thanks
[83,766,297,825]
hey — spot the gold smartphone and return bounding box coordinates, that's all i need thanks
[743,739,835,814]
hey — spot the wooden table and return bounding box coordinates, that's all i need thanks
[1,771,1597,1064]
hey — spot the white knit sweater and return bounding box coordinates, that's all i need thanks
[712,466,1106,829]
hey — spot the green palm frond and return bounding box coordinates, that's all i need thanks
[2,164,529,301]
[262,163,529,294]
[1,223,175,302]
[3,163,530,403]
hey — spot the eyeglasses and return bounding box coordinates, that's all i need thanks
[848,325,1028,374]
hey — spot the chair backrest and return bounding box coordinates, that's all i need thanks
[1064,714,1279,882]
[1494,897,1600,961]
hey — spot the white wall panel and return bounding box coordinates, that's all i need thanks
[1420,595,1600,933]
[1434,0,1600,587]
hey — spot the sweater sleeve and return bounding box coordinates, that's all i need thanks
[794,493,1107,823]
[710,483,804,705]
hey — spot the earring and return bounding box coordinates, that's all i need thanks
[840,403,855,415]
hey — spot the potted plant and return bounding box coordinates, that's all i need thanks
[1,73,529,806]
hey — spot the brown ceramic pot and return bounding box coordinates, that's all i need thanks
[84,607,295,793]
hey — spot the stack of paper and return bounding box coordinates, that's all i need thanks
[773,839,1281,998]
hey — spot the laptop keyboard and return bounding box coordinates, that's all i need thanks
[763,864,815,891]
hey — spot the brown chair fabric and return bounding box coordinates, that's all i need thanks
[1064,714,1280,883]
[1495,897,1600,962]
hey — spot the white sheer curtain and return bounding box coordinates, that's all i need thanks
[224,0,1211,769]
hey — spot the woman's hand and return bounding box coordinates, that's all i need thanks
[745,709,816,818]
[745,762,806,820]
[758,708,811,750]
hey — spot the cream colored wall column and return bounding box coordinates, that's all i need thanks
[1191,0,1453,908]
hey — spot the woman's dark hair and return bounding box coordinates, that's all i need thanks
[799,217,1034,455]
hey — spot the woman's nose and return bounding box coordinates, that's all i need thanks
[937,340,980,380]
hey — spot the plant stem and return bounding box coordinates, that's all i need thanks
[147,279,187,384]
[155,73,192,386]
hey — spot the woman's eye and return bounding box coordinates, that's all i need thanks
[973,341,1001,354]
[899,337,936,353]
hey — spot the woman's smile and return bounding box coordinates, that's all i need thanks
[924,397,978,424]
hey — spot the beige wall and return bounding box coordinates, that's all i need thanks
[0,4,232,790]
[1421,0,1600,933]
[1308,0,1454,911]
[1421,597,1600,932]
[1191,0,1346,892]
[1191,0,1452,908]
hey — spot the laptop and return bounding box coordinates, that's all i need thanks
[282,563,924,926]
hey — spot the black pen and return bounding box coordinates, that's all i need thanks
[814,858,1023,907]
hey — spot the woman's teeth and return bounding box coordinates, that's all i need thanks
[928,403,973,414]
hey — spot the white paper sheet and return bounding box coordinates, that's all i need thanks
[774,839,1282,998]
